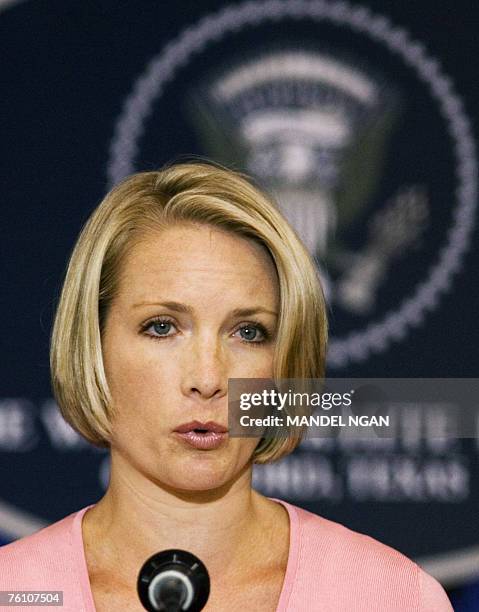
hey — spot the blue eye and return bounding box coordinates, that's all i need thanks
[143,318,177,339]
[141,318,271,345]
[240,326,258,341]
[235,322,269,345]
[152,321,173,335]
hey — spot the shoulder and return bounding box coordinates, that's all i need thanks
[280,500,453,611]
[418,567,455,611]
[0,507,87,589]
[295,502,411,570]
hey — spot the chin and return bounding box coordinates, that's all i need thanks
[161,453,245,493]
[166,472,232,495]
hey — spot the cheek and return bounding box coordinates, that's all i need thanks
[103,339,177,417]
[233,345,275,378]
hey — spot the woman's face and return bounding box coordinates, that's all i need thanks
[102,222,279,492]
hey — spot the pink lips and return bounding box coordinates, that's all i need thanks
[173,420,229,450]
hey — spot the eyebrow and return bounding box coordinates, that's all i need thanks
[132,300,278,317]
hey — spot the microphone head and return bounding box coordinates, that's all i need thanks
[137,549,210,612]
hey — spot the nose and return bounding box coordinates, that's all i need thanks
[181,334,228,401]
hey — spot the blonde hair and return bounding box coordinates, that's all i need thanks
[50,161,328,463]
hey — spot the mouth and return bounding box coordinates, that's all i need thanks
[173,421,229,450]
[174,420,229,434]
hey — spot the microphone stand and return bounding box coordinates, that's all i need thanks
[137,549,210,612]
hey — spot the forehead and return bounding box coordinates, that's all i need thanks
[115,223,279,304]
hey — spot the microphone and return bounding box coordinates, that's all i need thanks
[137,549,210,612]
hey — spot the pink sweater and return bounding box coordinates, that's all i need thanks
[0,498,453,611]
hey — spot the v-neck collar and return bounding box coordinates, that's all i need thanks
[72,496,300,611]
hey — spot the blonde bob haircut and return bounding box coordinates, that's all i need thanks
[50,161,328,464]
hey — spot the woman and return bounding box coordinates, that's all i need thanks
[0,162,452,611]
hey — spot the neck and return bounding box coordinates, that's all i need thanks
[82,450,274,584]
